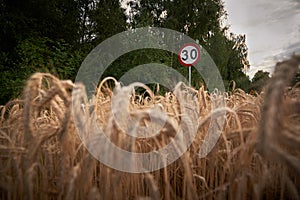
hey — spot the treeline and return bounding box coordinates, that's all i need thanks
[0,0,267,104]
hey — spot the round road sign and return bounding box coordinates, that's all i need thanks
[178,43,201,66]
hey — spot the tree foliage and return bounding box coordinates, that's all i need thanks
[0,37,84,104]
[250,70,270,92]
[125,0,251,90]
[0,0,254,104]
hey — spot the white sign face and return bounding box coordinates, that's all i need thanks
[178,43,201,66]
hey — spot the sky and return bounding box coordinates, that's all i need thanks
[224,0,300,79]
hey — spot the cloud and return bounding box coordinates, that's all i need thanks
[225,0,300,78]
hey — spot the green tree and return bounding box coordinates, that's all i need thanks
[89,0,127,44]
[124,0,251,90]
[0,0,254,104]
[291,69,300,85]
[0,37,85,104]
[250,70,270,92]
[0,0,81,50]
[0,0,90,104]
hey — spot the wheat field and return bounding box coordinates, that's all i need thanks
[0,55,299,200]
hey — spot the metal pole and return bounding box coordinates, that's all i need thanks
[188,66,191,87]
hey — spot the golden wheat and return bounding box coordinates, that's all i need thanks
[0,55,299,200]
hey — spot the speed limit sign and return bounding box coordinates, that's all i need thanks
[178,43,201,67]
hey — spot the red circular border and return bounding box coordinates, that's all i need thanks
[178,43,201,67]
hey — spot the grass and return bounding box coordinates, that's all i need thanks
[0,55,299,199]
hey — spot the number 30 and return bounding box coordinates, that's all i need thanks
[181,49,197,61]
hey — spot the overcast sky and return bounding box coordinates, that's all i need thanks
[224,0,300,78]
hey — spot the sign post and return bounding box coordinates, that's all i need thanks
[178,43,201,87]
[188,66,191,86]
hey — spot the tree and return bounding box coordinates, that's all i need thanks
[250,70,270,92]
[89,0,127,44]
[0,0,132,103]
[0,37,84,104]
[0,0,81,50]
[0,0,88,104]
[291,69,300,86]
[124,0,251,90]
[0,0,254,104]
